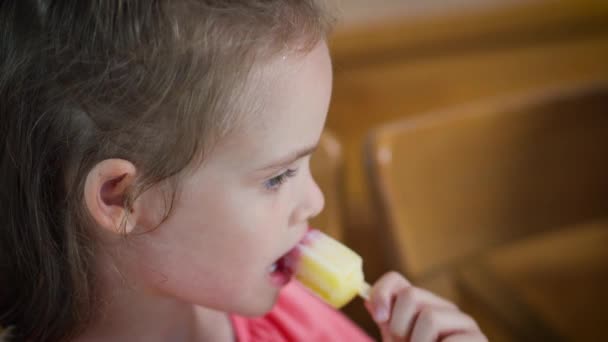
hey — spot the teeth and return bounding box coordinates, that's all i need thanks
[269,263,278,273]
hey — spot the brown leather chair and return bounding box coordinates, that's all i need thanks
[310,130,345,241]
[365,82,608,282]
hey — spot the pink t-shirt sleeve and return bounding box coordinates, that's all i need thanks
[230,281,374,341]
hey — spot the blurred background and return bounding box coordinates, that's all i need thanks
[309,0,608,340]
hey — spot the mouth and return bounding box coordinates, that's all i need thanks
[267,236,305,287]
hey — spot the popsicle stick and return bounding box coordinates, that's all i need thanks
[359,281,372,301]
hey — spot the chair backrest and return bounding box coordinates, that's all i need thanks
[365,82,608,280]
[310,130,345,241]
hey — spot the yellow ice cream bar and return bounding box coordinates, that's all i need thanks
[295,229,371,308]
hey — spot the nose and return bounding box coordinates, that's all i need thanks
[291,174,325,226]
[307,178,325,219]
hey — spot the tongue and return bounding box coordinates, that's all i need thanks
[269,247,301,277]
[271,255,288,275]
[279,247,301,273]
[269,256,294,287]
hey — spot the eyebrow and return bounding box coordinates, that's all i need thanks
[258,144,318,172]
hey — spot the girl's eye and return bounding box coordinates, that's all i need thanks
[264,169,297,191]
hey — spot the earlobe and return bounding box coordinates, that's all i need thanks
[84,159,137,235]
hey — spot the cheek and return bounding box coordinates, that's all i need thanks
[177,179,252,228]
[266,190,294,226]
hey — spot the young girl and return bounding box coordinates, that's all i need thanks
[0,1,486,341]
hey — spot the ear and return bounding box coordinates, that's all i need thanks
[84,159,138,234]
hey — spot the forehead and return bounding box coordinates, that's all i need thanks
[210,42,333,167]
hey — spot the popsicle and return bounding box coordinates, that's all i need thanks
[295,229,371,308]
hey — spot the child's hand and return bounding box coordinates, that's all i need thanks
[365,272,487,342]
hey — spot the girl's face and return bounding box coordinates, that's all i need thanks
[116,41,332,316]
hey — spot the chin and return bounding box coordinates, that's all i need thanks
[237,289,281,317]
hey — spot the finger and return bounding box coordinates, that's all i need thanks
[365,301,396,342]
[369,271,411,323]
[389,287,458,338]
[380,324,396,342]
[388,287,417,339]
[410,307,480,342]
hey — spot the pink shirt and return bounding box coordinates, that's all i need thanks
[230,281,373,341]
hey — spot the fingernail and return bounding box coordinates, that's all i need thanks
[374,306,389,323]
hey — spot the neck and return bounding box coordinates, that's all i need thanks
[75,256,234,342]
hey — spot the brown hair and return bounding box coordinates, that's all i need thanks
[0,1,335,340]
